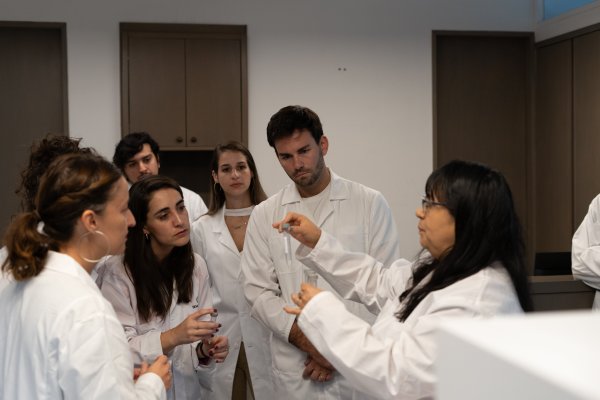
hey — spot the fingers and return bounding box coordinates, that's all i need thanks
[303,358,333,382]
[189,307,217,320]
[206,336,229,363]
[283,305,301,315]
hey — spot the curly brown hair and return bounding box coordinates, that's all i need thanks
[16,134,93,212]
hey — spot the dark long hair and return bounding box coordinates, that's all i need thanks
[124,175,194,322]
[207,141,267,215]
[3,153,121,280]
[396,160,532,321]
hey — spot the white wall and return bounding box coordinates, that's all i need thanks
[2,0,534,257]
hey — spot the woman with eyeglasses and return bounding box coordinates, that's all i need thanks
[276,159,532,400]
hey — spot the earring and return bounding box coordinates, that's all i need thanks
[77,230,110,263]
[144,232,150,241]
[214,182,222,192]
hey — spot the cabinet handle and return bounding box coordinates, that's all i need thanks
[176,136,183,143]
[190,136,197,143]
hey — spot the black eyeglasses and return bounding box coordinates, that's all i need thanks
[421,196,448,213]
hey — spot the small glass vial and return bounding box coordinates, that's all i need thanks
[303,269,318,286]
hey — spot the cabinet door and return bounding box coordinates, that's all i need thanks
[535,41,572,252]
[435,34,532,234]
[126,36,187,147]
[186,38,243,149]
[574,31,600,226]
[0,24,67,230]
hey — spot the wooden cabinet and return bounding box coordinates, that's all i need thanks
[121,24,247,150]
[573,31,600,226]
[535,27,600,252]
[535,41,572,252]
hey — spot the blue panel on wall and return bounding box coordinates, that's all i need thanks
[544,0,596,19]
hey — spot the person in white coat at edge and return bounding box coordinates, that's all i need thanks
[0,153,172,399]
[101,175,229,400]
[191,141,275,400]
[572,193,600,309]
[240,105,401,399]
[0,134,93,292]
[277,160,533,400]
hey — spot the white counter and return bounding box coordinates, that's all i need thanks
[437,311,600,399]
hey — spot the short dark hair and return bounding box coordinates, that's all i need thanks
[266,105,324,148]
[397,160,532,321]
[113,132,160,171]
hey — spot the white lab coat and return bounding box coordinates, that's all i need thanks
[0,251,166,400]
[182,186,208,223]
[0,246,10,292]
[295,232,524,400]
[572,193,600,309]
[191,206,275,399]
[100,253,214,400]
[241,171,400,399]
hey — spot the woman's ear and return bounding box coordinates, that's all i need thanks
[211,170,218,184]
[80,210,97,231]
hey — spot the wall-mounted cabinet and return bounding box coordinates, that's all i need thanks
[535,27,600,252]
[120,23,247,150]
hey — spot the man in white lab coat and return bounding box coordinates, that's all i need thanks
[241,105,401,399]
[112,132,207,225]
[572,193,600,309]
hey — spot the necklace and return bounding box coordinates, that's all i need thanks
[224,206,254,230]
[226,215,249,230]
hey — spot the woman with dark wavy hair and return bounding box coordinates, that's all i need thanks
[278,160,532,400]
[101,175,229,400]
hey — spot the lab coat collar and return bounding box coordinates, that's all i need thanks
[280,170,350,206]
[44,251,102,293]
[210,206,241,256]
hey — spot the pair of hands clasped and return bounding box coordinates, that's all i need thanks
[274,213,333,382]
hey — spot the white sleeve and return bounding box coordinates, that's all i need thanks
[297,290,477,400]
[57,297,166,400]
[572,194,600,290]
[191,254,216,388]
[297,231,412,314]
[241,208,296,342]
[100,263,164,358]
[183,188,208,223]
[367,192,401,266]
[191,219,207,259]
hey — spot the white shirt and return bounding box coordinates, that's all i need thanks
[240,171,400,399]
[182,186,208,223]
[0,251,166,400]
[572,193,600,309]
[297,232,523,400]
[100,253,214,400]
[191,206,275,399]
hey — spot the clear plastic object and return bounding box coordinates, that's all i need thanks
[303,268,318,286]
[282,223,293,265]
